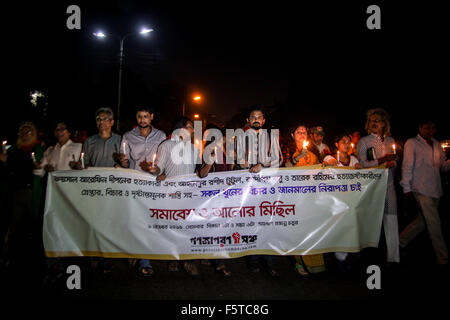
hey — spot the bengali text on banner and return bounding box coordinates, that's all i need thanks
[43,166,387,259]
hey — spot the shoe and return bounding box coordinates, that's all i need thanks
[295,262,310,277]
[138,266,154,277]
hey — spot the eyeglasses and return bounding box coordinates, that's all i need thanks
[96,117,112,122]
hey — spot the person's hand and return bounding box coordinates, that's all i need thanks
[324,158,338,166]
[156,172,166,181]
[148,164,160,176]
[44,164,54,172]
[354,163,362,169]
[249,163,262,173]
[0,153,7,163]
[385,160,396,169]
[69,161,84,170]
[112,152,121,164]
[139,161,151,172]
[119,154,129,168]
[378,153,397,164]
[239,161,250,169]
[293,149,307,163]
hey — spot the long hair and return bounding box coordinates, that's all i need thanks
[286,124,320,161]
[365,108,391,136]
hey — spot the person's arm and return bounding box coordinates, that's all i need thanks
[323,155,337,166]
[198,163,212,178]
[119,137,130,168]
[357,139,378,168]
[400,139,414,194]
[33,147,51,177]
[437,141,450,172]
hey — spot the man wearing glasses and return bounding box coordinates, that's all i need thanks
[82,107,122,168]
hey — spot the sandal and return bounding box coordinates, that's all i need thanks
[216,264,232,277]
[138,266,154,277]
[295,262,310,277]
[183,261,199,276]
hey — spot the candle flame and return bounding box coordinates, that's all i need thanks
[302,140,309,149]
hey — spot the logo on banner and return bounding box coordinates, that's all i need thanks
[232,232,241,244]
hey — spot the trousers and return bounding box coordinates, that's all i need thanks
[400,193,448,265]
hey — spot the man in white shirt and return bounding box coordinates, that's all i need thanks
[400,121,450,266]
[34,122,82,176]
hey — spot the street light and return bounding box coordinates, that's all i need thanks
[182,94,202,117]
[93,27,154,132]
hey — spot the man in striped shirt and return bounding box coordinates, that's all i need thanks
[148,117,200,275]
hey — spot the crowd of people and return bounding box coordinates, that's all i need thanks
[0,105,449,284]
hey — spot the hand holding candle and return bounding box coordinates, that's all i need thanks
[392,143,396,154]
[302,140,309,151]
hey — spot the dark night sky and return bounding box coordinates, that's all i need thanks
[1,1,449,144]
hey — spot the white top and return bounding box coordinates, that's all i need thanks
[400,134,450,198]
[323,154,359,167]
[156,137,198,179]
[34,139,82,176]
[357,133,397,185]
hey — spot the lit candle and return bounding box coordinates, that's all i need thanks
[152,153,156,168]
[31,152,36,163]
[393,144,396,154]
[122,141,126,154]
[80,152,85,169]
[302,140,309,151]
[337,151,340,162]
[351,143,354,150]
[2,140,6,154]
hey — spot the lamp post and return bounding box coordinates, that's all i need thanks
[182,94,202,117]
[93,28,154,132]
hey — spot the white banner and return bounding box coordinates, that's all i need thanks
[43,166,387,259]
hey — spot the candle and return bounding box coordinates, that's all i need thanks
[2,140,6,154]
[80,152,85,169]
[351,143,354,150]
[122,141,126,154]
[337,151,340,162]
[31,152,36,163]
[393,144,396,154]
[152,153,156,168]
[302,140,309,150]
